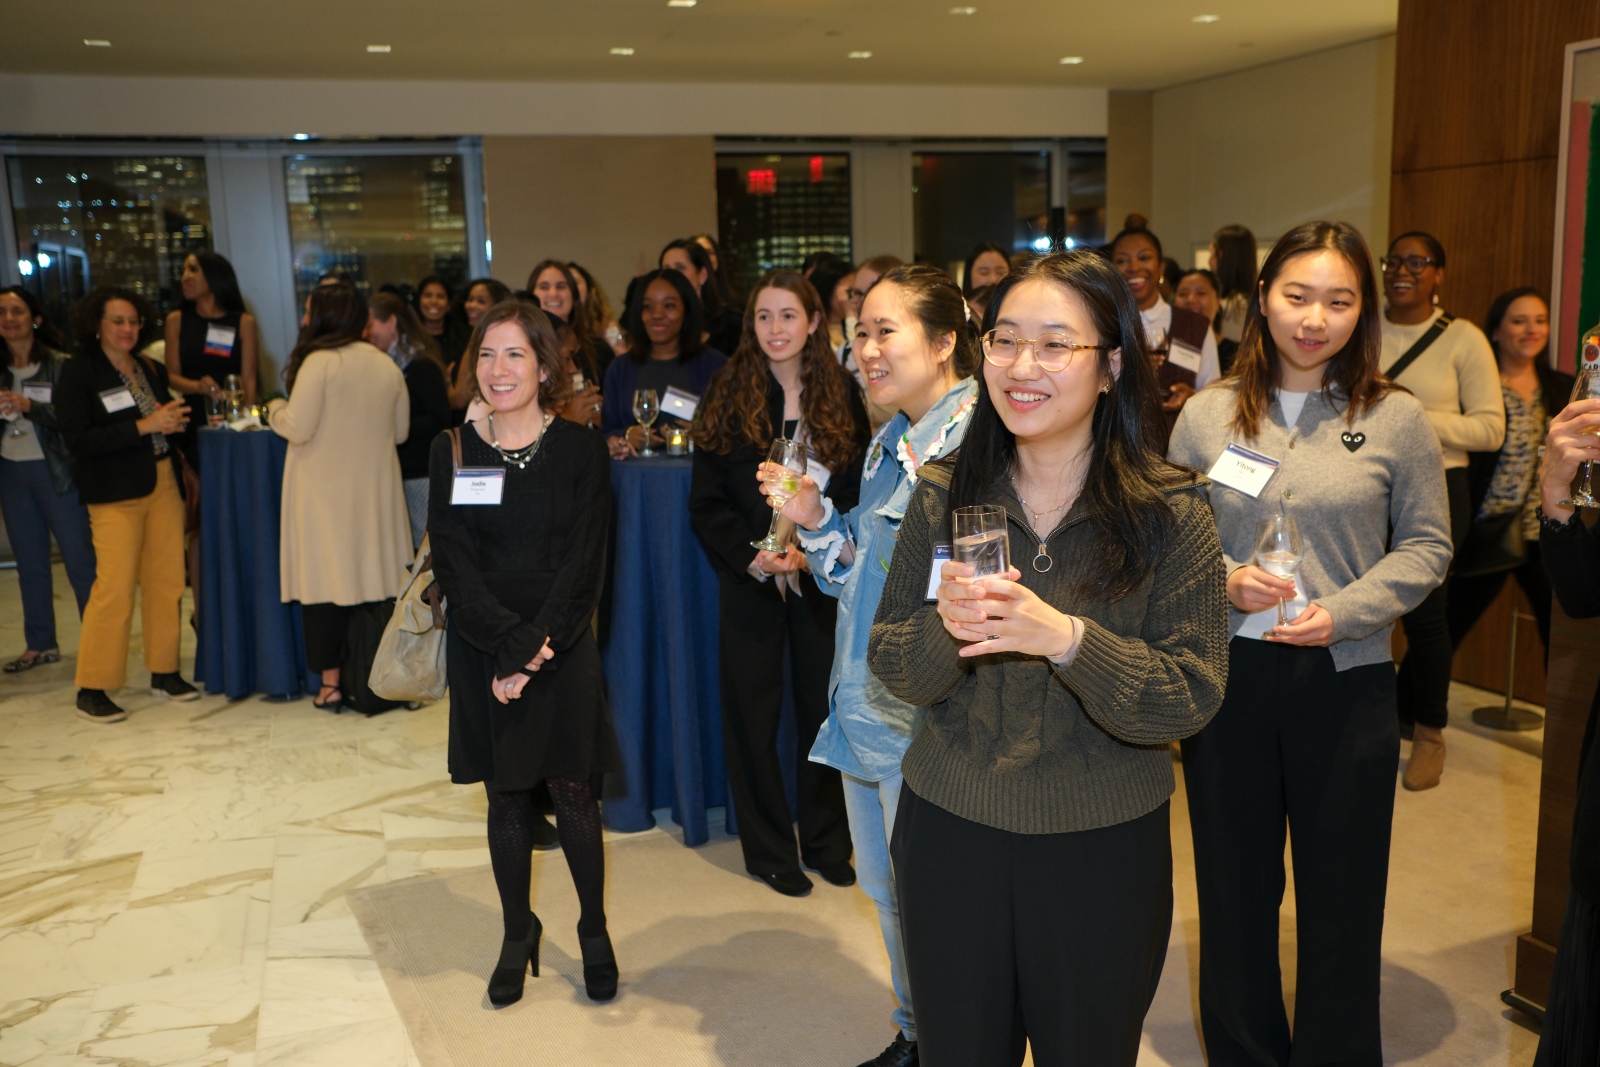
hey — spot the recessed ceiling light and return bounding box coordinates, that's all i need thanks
[668,0,697,6]
[1192,13,1220,22]
[848,50,873,59]
[610,46,635,55]
[83,39,111,47]
[1059,55,1084,65]
[366,44,391,53]
[293,133,312,140]
[949,6,978,13]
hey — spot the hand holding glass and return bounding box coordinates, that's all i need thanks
[1255,512,1304,627]
[752,438,806,553]
[1560,366,1600,509]
[632,389,659,457]
[952,505,1010,577]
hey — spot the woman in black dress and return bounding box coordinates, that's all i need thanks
[689,269,870,896]
[427,298,621,1007]
[162,251,258,468]
[1535,380,1600,1064]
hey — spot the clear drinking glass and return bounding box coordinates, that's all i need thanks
[1561,366,1600,509]
[206,395,225,427]
[632,389,660,457]
[952,505,1010,578]
[1255,511,1305,627]
[752,438,807,552]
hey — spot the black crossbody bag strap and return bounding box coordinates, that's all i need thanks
[1386,312,1456,382]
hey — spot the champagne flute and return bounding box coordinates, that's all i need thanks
[752,438,807,552]
[1560,364,1600,509]
[632,388,659,456]
[1255,511,1304,627]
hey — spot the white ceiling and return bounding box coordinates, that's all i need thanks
[10,0,1396,91]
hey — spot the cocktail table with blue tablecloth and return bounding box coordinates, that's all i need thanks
[193,427,318,700]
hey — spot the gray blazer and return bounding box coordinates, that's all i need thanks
[1168,381,1453,671]
[1,347,78,494]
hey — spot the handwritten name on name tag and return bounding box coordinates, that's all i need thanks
[100,387,137,413]
[451,468,505,505]
[1206,443,1281,498]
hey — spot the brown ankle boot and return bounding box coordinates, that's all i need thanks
[1403,726,1446,791]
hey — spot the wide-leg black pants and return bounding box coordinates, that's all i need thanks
[717,575,852,876]
[1182,639,1398,1067]
[891,783,1173,1067]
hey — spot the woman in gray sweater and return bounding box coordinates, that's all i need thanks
[868,251,1229,1065]
[1168,221,1452,1067]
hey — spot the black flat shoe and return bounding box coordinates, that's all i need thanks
[5,648,60,673]
[857,1032,918,1067]
[757,870,813,897]
[531,813,561,851]
[487,918,542,1007]
[150,672,200,702]
[813,860,856,888]
[312,685,344,712]
[579,931,619,1001]
[76,688,128,724]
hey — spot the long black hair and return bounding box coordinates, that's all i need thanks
[183,251,246,315]
[962,241,1010,296]
[1210,225,1257,300]
[949,250,1177,600]
[624,268,705,364]
[0,285,70,352]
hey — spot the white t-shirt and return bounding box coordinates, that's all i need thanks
[1142,297,1221,388]
[1277,389,1310,429]
[1,364,45,463]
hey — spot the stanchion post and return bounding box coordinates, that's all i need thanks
[1472,608,1545,731]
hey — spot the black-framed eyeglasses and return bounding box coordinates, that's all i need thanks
[1380,254,1437,274]
[981,329,1104,373]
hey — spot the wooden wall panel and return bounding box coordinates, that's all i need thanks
[1451,577,1548,706]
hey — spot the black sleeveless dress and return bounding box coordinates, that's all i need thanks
[175,308,244,468]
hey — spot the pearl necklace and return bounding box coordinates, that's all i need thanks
[487,411,553,470]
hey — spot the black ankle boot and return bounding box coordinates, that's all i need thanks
[579,931,618,1001]
[487,916,542,1007]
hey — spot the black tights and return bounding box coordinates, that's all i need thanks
[485,778,607,941]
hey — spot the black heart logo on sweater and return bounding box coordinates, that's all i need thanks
[1341,431,1366,452]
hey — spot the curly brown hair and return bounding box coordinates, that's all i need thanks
[694,270,864,472]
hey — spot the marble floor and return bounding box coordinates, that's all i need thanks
[0,563,1550,1066]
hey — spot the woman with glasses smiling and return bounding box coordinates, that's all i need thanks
[869,252,1229,1064]
[1379,230,1503,791]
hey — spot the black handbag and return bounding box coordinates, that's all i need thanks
[1454,511,1526,577]
[340,599,404,716]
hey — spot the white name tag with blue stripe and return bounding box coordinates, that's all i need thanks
[1206,443,1280,498]
[451,468,505,505]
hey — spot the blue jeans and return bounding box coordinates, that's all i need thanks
[842,769,915,1041]
[0,457,97,652]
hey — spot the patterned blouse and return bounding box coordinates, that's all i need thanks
[1476,382,1543,541]
[119,362,170,457]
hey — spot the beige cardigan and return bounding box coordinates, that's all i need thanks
[268,342,412,605]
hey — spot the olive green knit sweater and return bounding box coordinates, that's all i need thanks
[867,464,1229,835]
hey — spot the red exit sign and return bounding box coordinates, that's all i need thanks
[746,169,776,195]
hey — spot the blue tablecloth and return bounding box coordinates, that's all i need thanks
[193,428,319,700]
[600,455,730,846]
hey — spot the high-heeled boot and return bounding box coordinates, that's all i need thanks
[487,916,542,1007]
[579,931,618,1002]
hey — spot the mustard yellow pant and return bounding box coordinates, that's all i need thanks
[76,462,187,691]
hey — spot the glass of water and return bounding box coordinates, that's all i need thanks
[1255,511,1304,627]
[752,438,807,552]
[952,505,1010,578]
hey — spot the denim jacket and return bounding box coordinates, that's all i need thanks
[800,378,978,782]
[1,348,78,494]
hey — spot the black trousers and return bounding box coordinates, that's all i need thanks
[1182,639,1398,1067]
[300,602,353,673]
[1448,542,1552,656]
[1395,466,1469,729]
[717,576,852,876]
[891,784,1173,1067]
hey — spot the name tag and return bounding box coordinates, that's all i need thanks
[203,324,237,358]
[21,383,52,403]
[925,543,951,601]
[100,387,137,413]
[661,385,699,421]
[1206,443,1280,498]
[1168,338,1203,374]
[450,468,505,505]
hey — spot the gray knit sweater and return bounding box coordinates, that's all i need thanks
[867,467,1229,835]
[1167,382,1452,670]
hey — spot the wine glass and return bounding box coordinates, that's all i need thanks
[1561,365,1600,509]
[752,438,807,552]
[1255,511,1304,627]
[952,505,1010,578]
[206,395,225,427]
[632,389,660,457]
